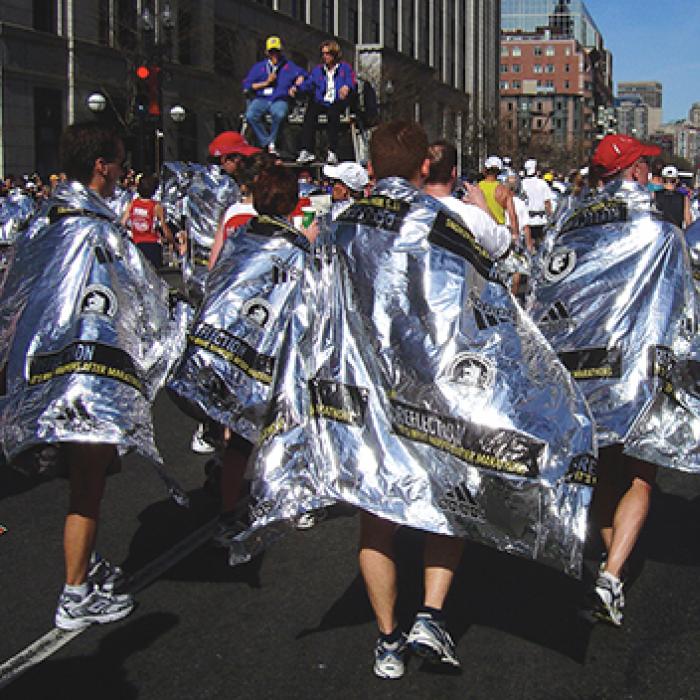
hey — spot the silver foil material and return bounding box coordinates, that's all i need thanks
[105,186,134,219]
[0,181,189,500]
[0,189,36,244]
[168,215,311,443]
[684,218,700,295]
[182,164,240,302]
[529,180,700,471]
[236,178,597,577]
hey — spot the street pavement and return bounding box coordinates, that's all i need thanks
[2,363,700,697]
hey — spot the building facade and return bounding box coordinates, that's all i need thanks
[0,0,501,177]
[615,94,648,140]
[617,81,662,135]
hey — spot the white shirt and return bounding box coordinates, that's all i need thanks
[506,195,530,247]
[323,65,338,103]
[438,196,510,259]
[521,176,552,225]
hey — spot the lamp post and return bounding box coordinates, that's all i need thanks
[169,104,186,161]
[87,92,107,114]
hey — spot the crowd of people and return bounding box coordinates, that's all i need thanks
[3,45,700,684]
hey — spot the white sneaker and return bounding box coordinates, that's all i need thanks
[373,633,408,679]
[296,149,315,164]
[326,150,338,165]
[191,423,216,454]
[593,571,624,627]
[55,586,134,631]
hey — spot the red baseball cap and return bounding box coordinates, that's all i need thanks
[208,131,261,157]
[592,134,660,177]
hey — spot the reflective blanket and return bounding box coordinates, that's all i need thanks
[529,180,700,471]
[168,215,311,443]
[236,178,597,577]
[0,190,36,244]
[0,182,189,499]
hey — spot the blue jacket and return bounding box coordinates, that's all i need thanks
[299,61,356,105]
[242,56,307,102]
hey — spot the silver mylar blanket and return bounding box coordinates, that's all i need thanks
[0,189,36,244]
[235,177,597,577]
[179,163,240,302]
[684,218,700,295]
[0,181,189,501]
[168,215,311,443]
[105,186,134,219]
[529,180,700,471]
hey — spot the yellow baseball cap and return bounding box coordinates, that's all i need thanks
[266,36,282,52]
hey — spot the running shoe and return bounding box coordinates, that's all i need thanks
[191,423,216,454]
[296,149,315,164]
[406,612,460,668]
[88,552,126,593]
[373,633,408,679]
[593,571,624,627]
[55,586,135,631]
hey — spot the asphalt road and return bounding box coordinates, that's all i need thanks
[1,268,700,698]
[2,389,700,700]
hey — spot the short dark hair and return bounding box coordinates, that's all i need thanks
[426,140,457,185]
[252,165,298,216]
[369,120,428,182]
[137,174,158,198]
[60,122,122,185]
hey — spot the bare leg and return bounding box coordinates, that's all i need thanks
[63,443,113,585]
[358,511,399,634]
[423,533,465,609]
[592,447,624,555]
[604,459,656,578]
[220,443,248,513]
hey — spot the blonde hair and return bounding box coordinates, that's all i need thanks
[320,39,341,60]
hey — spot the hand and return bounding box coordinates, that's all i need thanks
[464,182,488,210]
[339,85,350,99]
[294,75,305,86]
[267,71,277,85]
[300,218,320,243]
[289,86,297,97]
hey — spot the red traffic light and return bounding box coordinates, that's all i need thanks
[136,65,150,80]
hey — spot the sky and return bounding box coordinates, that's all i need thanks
[584,0,700,122]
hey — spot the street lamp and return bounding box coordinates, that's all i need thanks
[87,92,107,113]
[170,105,186,123]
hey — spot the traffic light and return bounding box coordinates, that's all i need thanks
[135,63,161,118]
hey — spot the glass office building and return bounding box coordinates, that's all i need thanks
[501,0,602,49]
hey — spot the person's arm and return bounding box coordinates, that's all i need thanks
[684,195,693,228]
[463,182,492,218]
[496,184,519,241]
[155,203,174,245]
[209,219,226,270]
[119,202,131,229]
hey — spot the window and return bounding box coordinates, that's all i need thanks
[565,47,571,56]
[512,46,521,57]
[536,119,542,128]
[116,0,137,51]
[565,64,570,72]
[508,119,513,129]
[33,0,57,33]
[533,46,542,56]
[507,102,514,111]
[556,118,562,128]
[546,64,554,73]
[537,102,543,111]
[533,64,542,73]
[545,80,554,88]
[214,25,236,75]
[501,46,509,57]
[512,64,521,73]
[564,80,570,88]
[545,46,555,56]
[512,80,521,88]
[501,64,509,73]
[322,0,335,32]
[500,81,509,90]
[291,0,307,21]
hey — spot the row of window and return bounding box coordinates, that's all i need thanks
[501,64,571,73]
[501,45,573,57]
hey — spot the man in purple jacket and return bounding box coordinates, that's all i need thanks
[292,39,356,166]
[242,36,306,156]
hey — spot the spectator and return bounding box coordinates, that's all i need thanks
[293,39,356,166]
[654,165,692,229]
[121,173,174,269]
[242,36,306,156]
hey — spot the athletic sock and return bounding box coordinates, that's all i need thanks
[64,582,89,598]
[418,605,445,622]
[379,626,403,645]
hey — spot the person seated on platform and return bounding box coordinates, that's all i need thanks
[242,36,306,157]
[292,39,356,166]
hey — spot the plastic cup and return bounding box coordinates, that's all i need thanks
[301,206,315,227]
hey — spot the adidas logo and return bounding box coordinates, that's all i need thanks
[538,300,572,333]
[438,482,483,520]
[471,294,515,330]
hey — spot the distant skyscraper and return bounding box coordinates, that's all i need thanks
[617,81,662,134]
[501,0,603,49]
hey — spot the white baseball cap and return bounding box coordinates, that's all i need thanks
[323,162,369,191]
[484,156,503,171]
[524,158,537,175]
[661,165,679,179]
